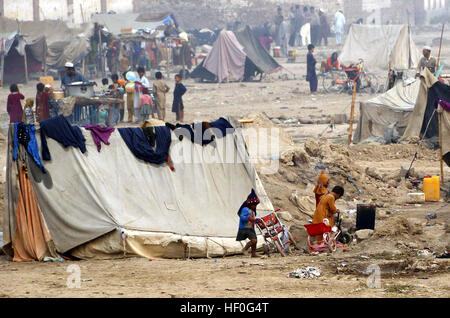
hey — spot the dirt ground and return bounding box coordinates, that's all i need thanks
[0,29,449,298]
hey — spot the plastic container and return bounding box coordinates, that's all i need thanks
[423,176,440,201]
[273,47,281,57]
[407,192,426,204]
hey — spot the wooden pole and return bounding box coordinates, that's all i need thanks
[438,108,444,186]
[80,4,85,23]
[347,82,357,145]
[437,23,445,72]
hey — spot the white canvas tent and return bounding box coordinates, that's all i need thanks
[339,24,421,71]
[3,117,274,260]
[354,78,420,143]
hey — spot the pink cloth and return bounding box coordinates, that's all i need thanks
[139,94,153,108]
[203,30,247,83]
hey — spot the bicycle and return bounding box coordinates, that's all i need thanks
[323,59,379,94]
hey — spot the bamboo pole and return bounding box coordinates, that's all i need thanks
[436,23,445,72]
[347,82,357,145]
[438,108,444,186]
[23,42,29,84]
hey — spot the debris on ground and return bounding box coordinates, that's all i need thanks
[288,267,321,279]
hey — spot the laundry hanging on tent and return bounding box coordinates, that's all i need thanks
[118,126,171,165]
[40,115,86,161]
[165,117,235,146]
[436,99,450,112]
[13,122,46,173]
[84,125,115,152]
[142,126,156,147]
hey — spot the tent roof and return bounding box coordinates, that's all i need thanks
[235,25,281,75]
[91,13,170,35]
[339,24,421,70]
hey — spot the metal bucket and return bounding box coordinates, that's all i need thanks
[65,83,95,98]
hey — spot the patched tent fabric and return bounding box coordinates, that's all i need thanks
[3,117,273,259]
[339,24,420,70]
[191,26,280,83]
[203,30,247,83]
[234,26,281,76]
[354,78,420,143]
[0,17,93,69]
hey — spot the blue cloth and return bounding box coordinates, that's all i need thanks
[13,123,46,173]
[118,126,171,165]
[61,71,88,88]
[239,207,254,229]
[40,115,87,161]
[209,117,234,137]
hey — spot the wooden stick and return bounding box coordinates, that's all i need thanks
[347,82,357,145]
[438,108,444,186]
[437,23,445,72]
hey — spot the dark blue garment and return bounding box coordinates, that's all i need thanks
[306,52,318,92]
[40,115,87,161]
[172,82,187,113]
[13,123,46,173]
[209,117,234,137]
[118,126,171,164]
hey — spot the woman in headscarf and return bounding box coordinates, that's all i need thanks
[236,189,260,258]
[326,52,340,71]
[313,171,329,207]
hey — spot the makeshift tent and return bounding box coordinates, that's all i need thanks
[354,68,450,166]
[3,117,274,260]
[91,13,173,36]
[353,78,421,143]
[0,17,93,71]
[403,68,450,164]
[190,26,280,82]
[339,24,421,70]
[0,31,47,84]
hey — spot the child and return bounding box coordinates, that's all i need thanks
[172,74,186,122]
[22,98,35,124]
[138,88,154,122]
[46,85,60,118]
[153,71,170,121]
[36,83,50,122]
[7,84,25,123]
[99,105,109,126]
[102,78,109,92]
[124,71,135,122]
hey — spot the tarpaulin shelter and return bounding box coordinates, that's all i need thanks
[2,117,274,260]
[91,13,173,36]
[0,31,47,85]
[354,68,450,166]
[339,24,421,71]
[190,26,280,83]
[353,78,420,143]
[0,17,93,73]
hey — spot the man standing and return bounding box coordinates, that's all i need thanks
[318,9,330,46]
[279,16,289,58]
[274,6,283,46]
[334,10,346,45]
[300,6,311,46]
[310,6,320,46]
[416,46,438,77]
[61,62,88,90]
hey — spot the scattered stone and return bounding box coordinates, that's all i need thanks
[304,139,320,157]
[365,167,383,180]
[278,211,293,222]
[271,118,281,124]
[355,229,374,241]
